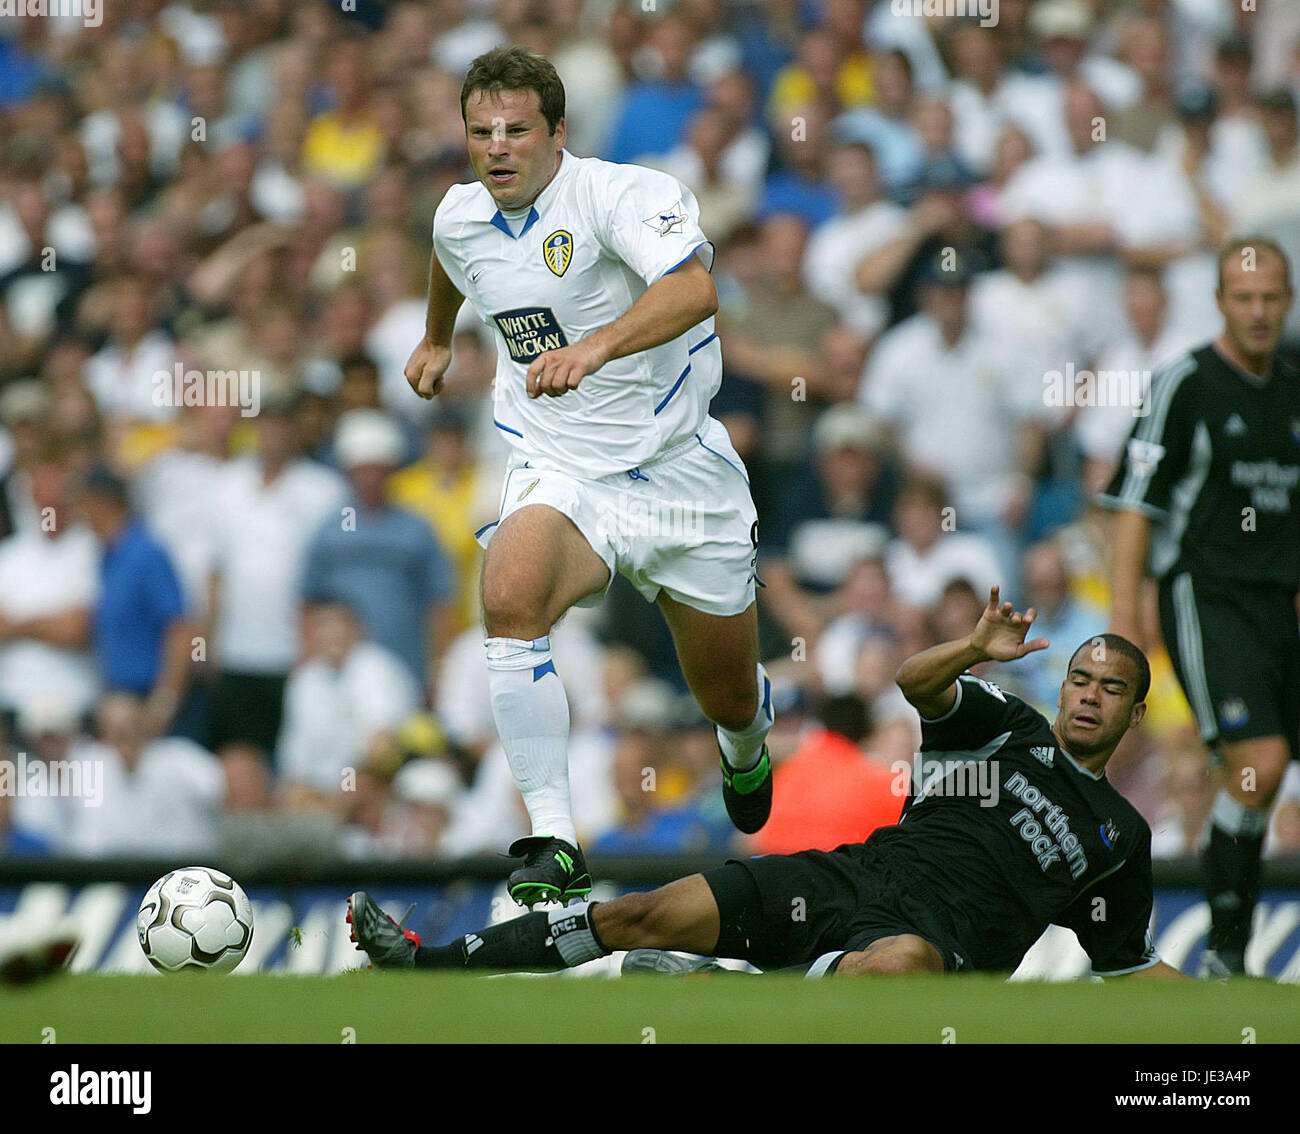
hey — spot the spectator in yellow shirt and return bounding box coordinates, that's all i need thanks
[301,36,386,189]
[386,405,487,633]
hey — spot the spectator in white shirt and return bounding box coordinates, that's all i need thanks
[1074,266,1203,495]
[0,458,99,729]
[1230,90,1300,344]
[277,601,420,810]
[945,23,1010,177]
[1152,87,1265,222]
[803,140,907,341]
[0,379,49,540]
[858,255,1050,580]
[969,217,1092,376]
[207,390,347,766]
[1000,0,1141,162]
[999,82,1163,347]
[5,696,87,854]
[64,692,226,860]
[884,478,1002,612]
[83,273,182,426]
[135,401,238,621]
[813,556,896,697]
[703,68,770,194]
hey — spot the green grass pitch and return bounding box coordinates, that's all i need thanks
[3,973,1299,1043]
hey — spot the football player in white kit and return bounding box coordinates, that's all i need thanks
[405,47,775,907]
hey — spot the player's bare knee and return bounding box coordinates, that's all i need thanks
[1222,737,1290,803]
[481,575,553,639]
[704,684,760,732]
[838,935,943,975]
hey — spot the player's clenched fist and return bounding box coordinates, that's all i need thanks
[405,338,452,399]
[526,340,606,399]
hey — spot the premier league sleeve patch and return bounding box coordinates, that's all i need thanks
[643,200,686,236]
[493,307,570,364]
[543,230,573,276]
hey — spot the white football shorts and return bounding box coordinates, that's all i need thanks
[475,415,760,617]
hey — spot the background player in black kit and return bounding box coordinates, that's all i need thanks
[348,587,1185,980]
[1102,237,1299,978]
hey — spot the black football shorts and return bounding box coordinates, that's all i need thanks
[703,842,966,973]
[1158,572,1300,752]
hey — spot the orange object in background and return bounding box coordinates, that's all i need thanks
[753,728,904,855]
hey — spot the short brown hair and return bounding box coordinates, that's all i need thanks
[460,47,565,135]
[1217,235,1293,292]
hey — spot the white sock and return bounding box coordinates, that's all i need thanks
[486,635,578,846]
[716,662,774,773]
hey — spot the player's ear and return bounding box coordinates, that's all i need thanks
[553,116,567,149]
[1127,699,1147,730]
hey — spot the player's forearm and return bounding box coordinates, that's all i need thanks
[425,600,457,698]
[1053,222,1116,256]
[580,265,717,369]
[424,245,465,348]
[721,335,823,390]
[896,635,988,704]
[148,617,196,719]
[10,607,91,648]
[758,560,827,647]
[1123,239,1200,271]
[1016,421,1046,481]
[1188,180,1228,247]
[1108,507,1151,628]
[854,226,925,294]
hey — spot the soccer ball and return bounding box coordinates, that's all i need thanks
[137,866,254,973]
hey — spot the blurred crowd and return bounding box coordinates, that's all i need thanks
[1,0,1299,867]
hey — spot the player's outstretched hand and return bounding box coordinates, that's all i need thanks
[526,340,605,399]
[405,339,452,399]
[970,585,1050,663]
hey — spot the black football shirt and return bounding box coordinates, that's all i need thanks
[1100,344,1300,586]
[866,673,1161,974]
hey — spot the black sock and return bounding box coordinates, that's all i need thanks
[414,903,608,971]
[1204,823,1265,956]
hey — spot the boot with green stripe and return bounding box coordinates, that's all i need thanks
[720,744,773,834]
[507,836,592,908]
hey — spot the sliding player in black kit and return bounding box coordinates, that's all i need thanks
[1103,237,1299,978]
[348,587,1185,979]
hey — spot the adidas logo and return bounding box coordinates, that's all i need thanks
[1030,746,1055,767]
[464,933,484,955]
[1225,412,1247,436]
[554,851,574,873]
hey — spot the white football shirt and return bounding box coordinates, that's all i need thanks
[433,150,720,478]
